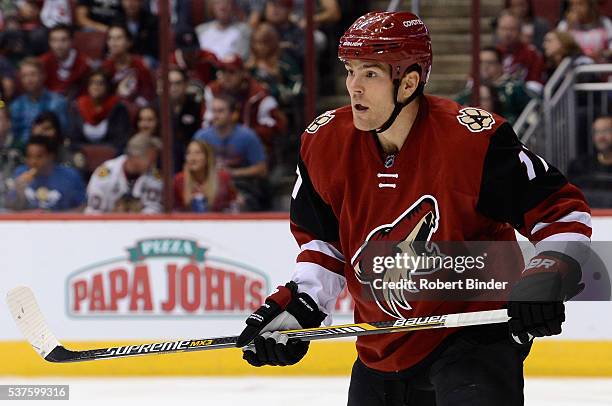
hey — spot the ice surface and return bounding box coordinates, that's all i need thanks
[0,377,610,405]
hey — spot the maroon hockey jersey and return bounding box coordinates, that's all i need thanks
[289,95,591,372]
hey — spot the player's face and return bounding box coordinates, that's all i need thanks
[49,30,71,60]
[344,60,395,131]
[185,142,207,172]
[593,118,612,153]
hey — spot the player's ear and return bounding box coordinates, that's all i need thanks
[398,70,420,103]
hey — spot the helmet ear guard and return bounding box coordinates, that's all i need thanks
[375,64,424,134]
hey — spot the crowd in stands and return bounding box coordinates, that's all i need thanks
[0,0,610,214]
[0,0,357,214]
[455,0,611,208]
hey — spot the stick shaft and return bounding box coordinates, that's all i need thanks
[7,286,509,363]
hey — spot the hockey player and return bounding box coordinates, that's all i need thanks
[237,12,591,405]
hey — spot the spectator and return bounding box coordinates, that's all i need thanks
[135,105,159,138]
[174,140,239,212]
[292,0,341,28]
[170,28,218,86]
[15,0,48,55]
[70,70,131,152]
[558,0,612,62]
[476,84,504,116]
[505,0,550,52]
[7,135,85,211]
[568,116,612,208]
[0,15,28,65]
[495,9,545,94]
[194,94,269,211]
[102,24,156,106]
[0,102,21,210]
[40,0,72,28]
[85,132,162,213]
[456,46,532,124]
[0,71,17,103]
[113,0,159,65]
[204,55,287,159]
[10,57,69,151]
[40,24,92,100]
[543,29,595,80]
[195,0,251,60]
[155,67,202,171]
[76,0,123,32]
[264,0,305,63]
[149,0,192,33]
[246,22,303,106]
[31,111,74,166]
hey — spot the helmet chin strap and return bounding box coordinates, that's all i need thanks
[375,72,424,134]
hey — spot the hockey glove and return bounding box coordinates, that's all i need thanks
[508,251,584,344]
[236,281,327,366]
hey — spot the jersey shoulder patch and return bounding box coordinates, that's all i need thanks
[95,166,110,178]
[456,107,496,133]
[305,110,336,134]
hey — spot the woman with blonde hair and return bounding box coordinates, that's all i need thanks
[173,139,239,212]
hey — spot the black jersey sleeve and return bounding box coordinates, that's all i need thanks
[476,122,591,241]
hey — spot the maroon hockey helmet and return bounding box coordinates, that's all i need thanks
[338,11,432,84]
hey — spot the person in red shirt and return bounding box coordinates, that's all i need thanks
[173,139,239,212]
[102,24,155,107]
[236,12,591,405]
[496,9,545,94]
[40,24,91,100]
[170,29,218,87]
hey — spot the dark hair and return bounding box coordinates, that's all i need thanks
[481,46,503,64]
[136,105,160,135]
[87,69,113,92]
[213,93,239,112]
[480,83,504,115]
[107,23,133,42]
[32,111,63,144]
[48,24,74,38]
[26,135,59,156]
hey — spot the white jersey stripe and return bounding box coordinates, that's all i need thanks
[293,262,347,325]
[531,211,592,235]
[300,240,345,263]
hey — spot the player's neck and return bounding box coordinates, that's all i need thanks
[376,98,420,154]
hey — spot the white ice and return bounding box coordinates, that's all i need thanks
[0,377,611,405]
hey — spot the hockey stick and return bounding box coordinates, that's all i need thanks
[6,286,510,363]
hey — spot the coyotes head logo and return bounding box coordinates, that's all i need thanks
[351,195,440,319]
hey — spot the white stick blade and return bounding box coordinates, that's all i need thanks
[6,286,60,359]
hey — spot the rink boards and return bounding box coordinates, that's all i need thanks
[1,212,611,376]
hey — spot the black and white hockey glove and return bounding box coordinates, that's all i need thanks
[236,281,327,367]
[508,251,584,345]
